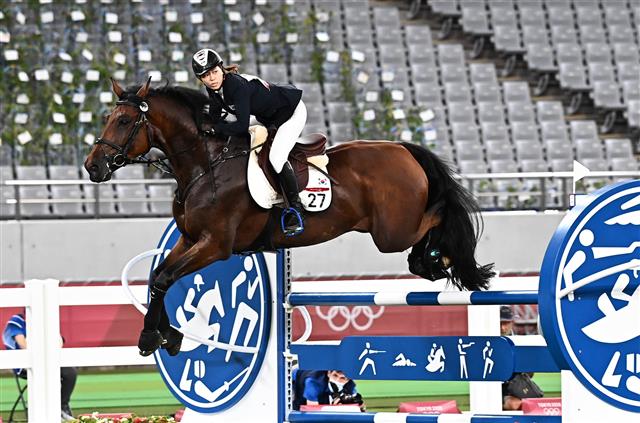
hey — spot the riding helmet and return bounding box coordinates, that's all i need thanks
[192,48,223,77]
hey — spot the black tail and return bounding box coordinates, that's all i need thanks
[401,142,494,290]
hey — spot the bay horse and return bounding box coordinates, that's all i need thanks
[84,78,494,356]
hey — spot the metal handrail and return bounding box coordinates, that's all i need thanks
[1,172,638,218]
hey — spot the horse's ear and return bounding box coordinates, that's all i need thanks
[110,77,124,99]
[136,76,152,99]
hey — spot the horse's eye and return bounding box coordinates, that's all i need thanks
[119,116,131,126]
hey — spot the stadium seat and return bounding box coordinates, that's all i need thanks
[473,82,502,103]
[327,102,354,125]
[440,63,468,84]
[329,123,354,144]
[259,64,288,84]
[452,123,481,144]
[15,166,50,217]
[503,81,532,103]
[148,185,174,215]
[0,166,16,218]
[49,165,85,216]
[556,42,583,64]
[437,44,466,66]
[461,3,492,36]
[408,44,436,65]
[525,43,557,71]
[575,138,604,160]
[444,83,473,103]
[536,101,564,122]
[414,83,443,106]
[469,63,499,85]
[578,24,606,44]
[592,81,624,109]
[604,138,634,159]
[493,24,524,53]
[622,81,640,105]
[507,101,536,123]
[569,120,598,141]
[486,141,514,161]
[588,63,616,83]
[520,158,549,173]
[455,140,484,161]
[512,121,540,143]
[481,122,509,143]
[411,64,439,84]
[608,24,636,44]
[618,63,640,84]
[584,43,612,64]
[477,102,506,123]
[448,102,476,124]
[545,139,574,160]
[551,25,578,45]
[541,121,570,143]
[557,63,589,90]
[515,140,545,161]
[405,26,433,46]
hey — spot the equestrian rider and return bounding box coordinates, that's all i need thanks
[192,48,307,237]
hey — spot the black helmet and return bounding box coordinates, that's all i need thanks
[192,48,223,77]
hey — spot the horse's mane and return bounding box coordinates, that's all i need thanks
[124,84,210,131]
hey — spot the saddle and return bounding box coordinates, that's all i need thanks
[253,126,328,195]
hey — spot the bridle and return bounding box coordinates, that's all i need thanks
[94,96,154,173]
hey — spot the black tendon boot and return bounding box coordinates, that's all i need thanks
[278,161,305,236]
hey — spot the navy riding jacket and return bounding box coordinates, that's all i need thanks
[207,73,302,136]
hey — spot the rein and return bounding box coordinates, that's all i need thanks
[175,137,264,204]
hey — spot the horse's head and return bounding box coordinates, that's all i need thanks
[84,77,155,182]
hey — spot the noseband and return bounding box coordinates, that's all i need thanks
[94,97,153,172]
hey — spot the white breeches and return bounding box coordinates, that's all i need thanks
[269,100,309,173]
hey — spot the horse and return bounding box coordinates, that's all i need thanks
[84,77,495,356]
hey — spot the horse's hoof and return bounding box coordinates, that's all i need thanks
[138,329,163,356]
[161,327,184,356]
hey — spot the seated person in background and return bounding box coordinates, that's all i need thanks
[292,369,366,411]
[500,306,543,410]
[2,311,78,421]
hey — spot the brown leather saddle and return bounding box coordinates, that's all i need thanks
[256,127,328,194]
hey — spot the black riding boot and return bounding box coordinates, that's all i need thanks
[278,161,305,236]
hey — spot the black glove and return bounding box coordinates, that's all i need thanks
[202,128,216,137]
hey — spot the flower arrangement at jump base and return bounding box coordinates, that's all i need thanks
[75,412,176,423]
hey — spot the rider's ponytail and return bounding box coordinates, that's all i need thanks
[223,64,239,74]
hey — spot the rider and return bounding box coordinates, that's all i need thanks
[191,48,307,236]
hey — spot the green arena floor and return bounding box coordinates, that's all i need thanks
[0,369,560,419]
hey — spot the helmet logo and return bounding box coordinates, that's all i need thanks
[193,50,210,67]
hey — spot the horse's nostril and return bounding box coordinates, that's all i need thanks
[90,165,99,173]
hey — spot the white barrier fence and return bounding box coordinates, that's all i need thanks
[0,280,154,422]
[0,277,543,421]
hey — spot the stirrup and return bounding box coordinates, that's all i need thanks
[281,207,304,237]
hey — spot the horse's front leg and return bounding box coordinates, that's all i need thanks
[147,236,191,356]
[139,235,233,356]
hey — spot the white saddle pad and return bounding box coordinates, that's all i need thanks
[247,126,332,212]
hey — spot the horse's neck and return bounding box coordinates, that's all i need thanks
[162,134,215,190]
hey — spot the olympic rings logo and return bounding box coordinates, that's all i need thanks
[541,407,562,415]
[314,306,385,332]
